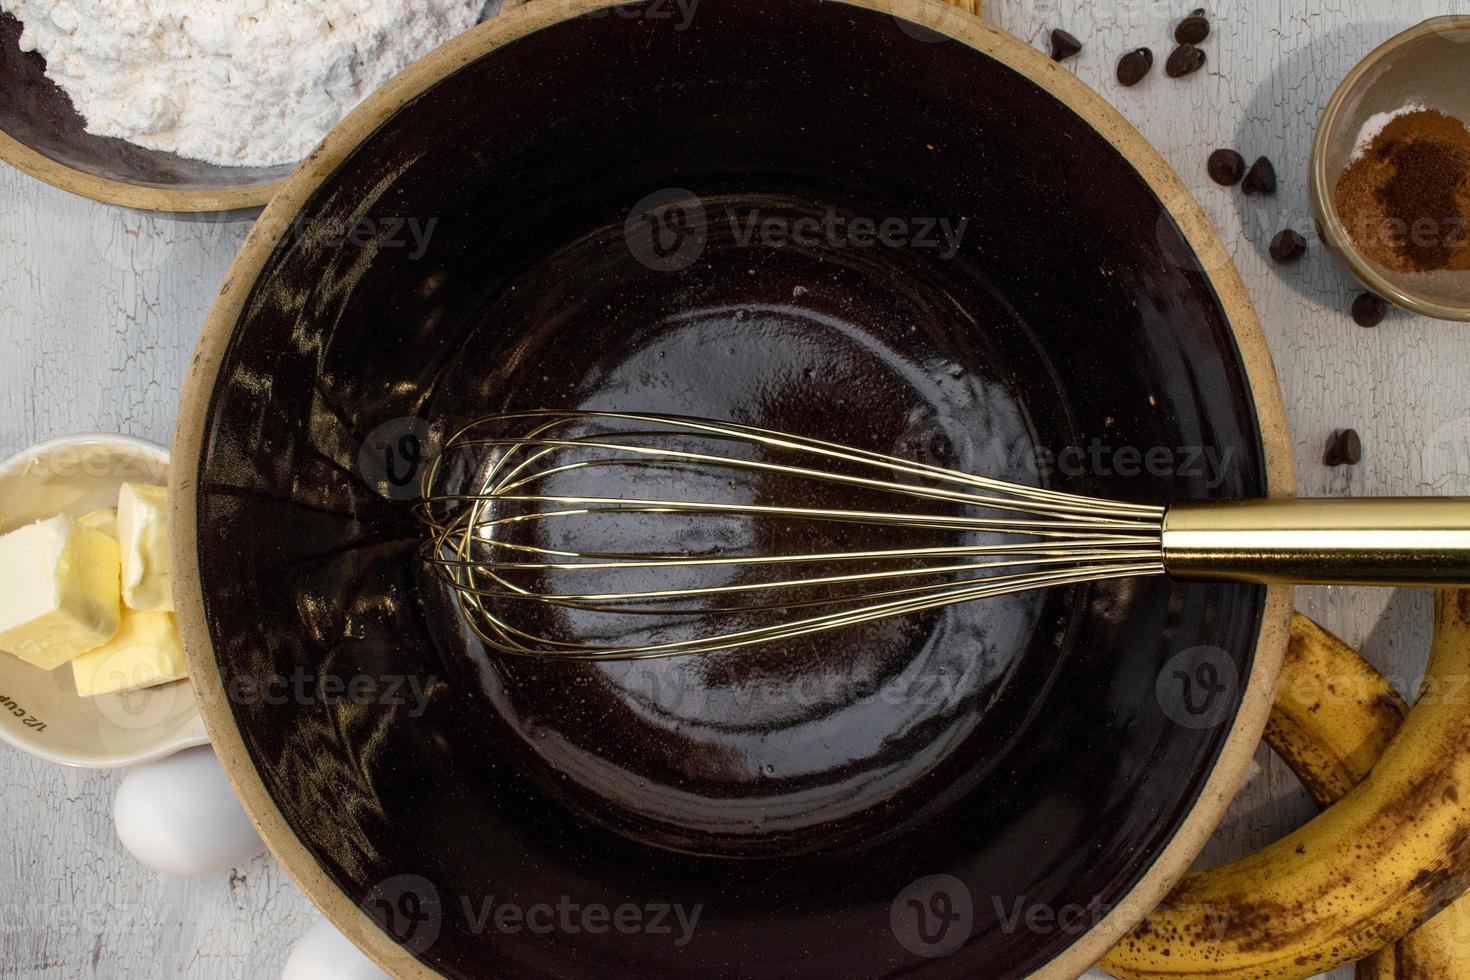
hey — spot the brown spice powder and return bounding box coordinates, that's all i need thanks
[1334,108,1470,274]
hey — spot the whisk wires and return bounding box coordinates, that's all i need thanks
[416,411,1166,659]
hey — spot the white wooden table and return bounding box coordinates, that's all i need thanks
[2,1,1468,976]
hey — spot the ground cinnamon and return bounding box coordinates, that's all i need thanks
[1334,108,1470,274]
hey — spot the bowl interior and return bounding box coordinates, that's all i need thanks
[190,1,1273,976]
[1317,18,1470,316]
[0,438,204,769]
[0,12,290,202]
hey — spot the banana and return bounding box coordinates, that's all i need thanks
[1359,898,1470,978]
[1265,613,1406,807]
[1257,615,1470,978]
[1101,591,1470,980]
[1266,615,1470,979]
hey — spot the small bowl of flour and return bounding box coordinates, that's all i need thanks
[0,1,496,211]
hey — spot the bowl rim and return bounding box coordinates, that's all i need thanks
[170,0,1296,976]
[0,127,283,213]
[0,432,210,769]
[1309,15,1470,323]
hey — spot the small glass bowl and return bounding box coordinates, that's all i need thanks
[1311,16,1470,322]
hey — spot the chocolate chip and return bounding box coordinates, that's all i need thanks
[1166,44,1206,77]
[1270,229,1307,263]
[1242,156,1277,195]
[1352,292,1387,327]
[1323,429,1363,467]
[1050,28,1083,62]
[1208,149,1245,186]
[1117,47,1154,86]
[1175,9,1211,45]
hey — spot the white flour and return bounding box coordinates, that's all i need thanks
[1350,101,1428,162]
[3,0,493,167]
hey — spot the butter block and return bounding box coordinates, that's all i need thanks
[118,484,173,612]
[71,608,187,697]
[0,515,122,670]
[79,507,118,539]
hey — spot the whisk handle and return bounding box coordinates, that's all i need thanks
[1162,498,1470,587]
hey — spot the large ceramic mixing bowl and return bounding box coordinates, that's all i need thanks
[173,0,1293,976]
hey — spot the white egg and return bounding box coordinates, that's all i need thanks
[283,917,391,980]
[113,745,265,875]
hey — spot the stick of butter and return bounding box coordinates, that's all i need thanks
[71,608,187,697]
[118,484,172,612]
[79,507,119,539]
[0,515,122,670]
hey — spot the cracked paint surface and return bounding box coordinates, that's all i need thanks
[2,0,1469,976]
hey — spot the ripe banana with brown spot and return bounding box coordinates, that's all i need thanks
[1265,612,1406,807]
[1264,614,1470,978]
[1359,897,1470,979]
[1248,613,1470,978]
[1101,591,1470,979]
